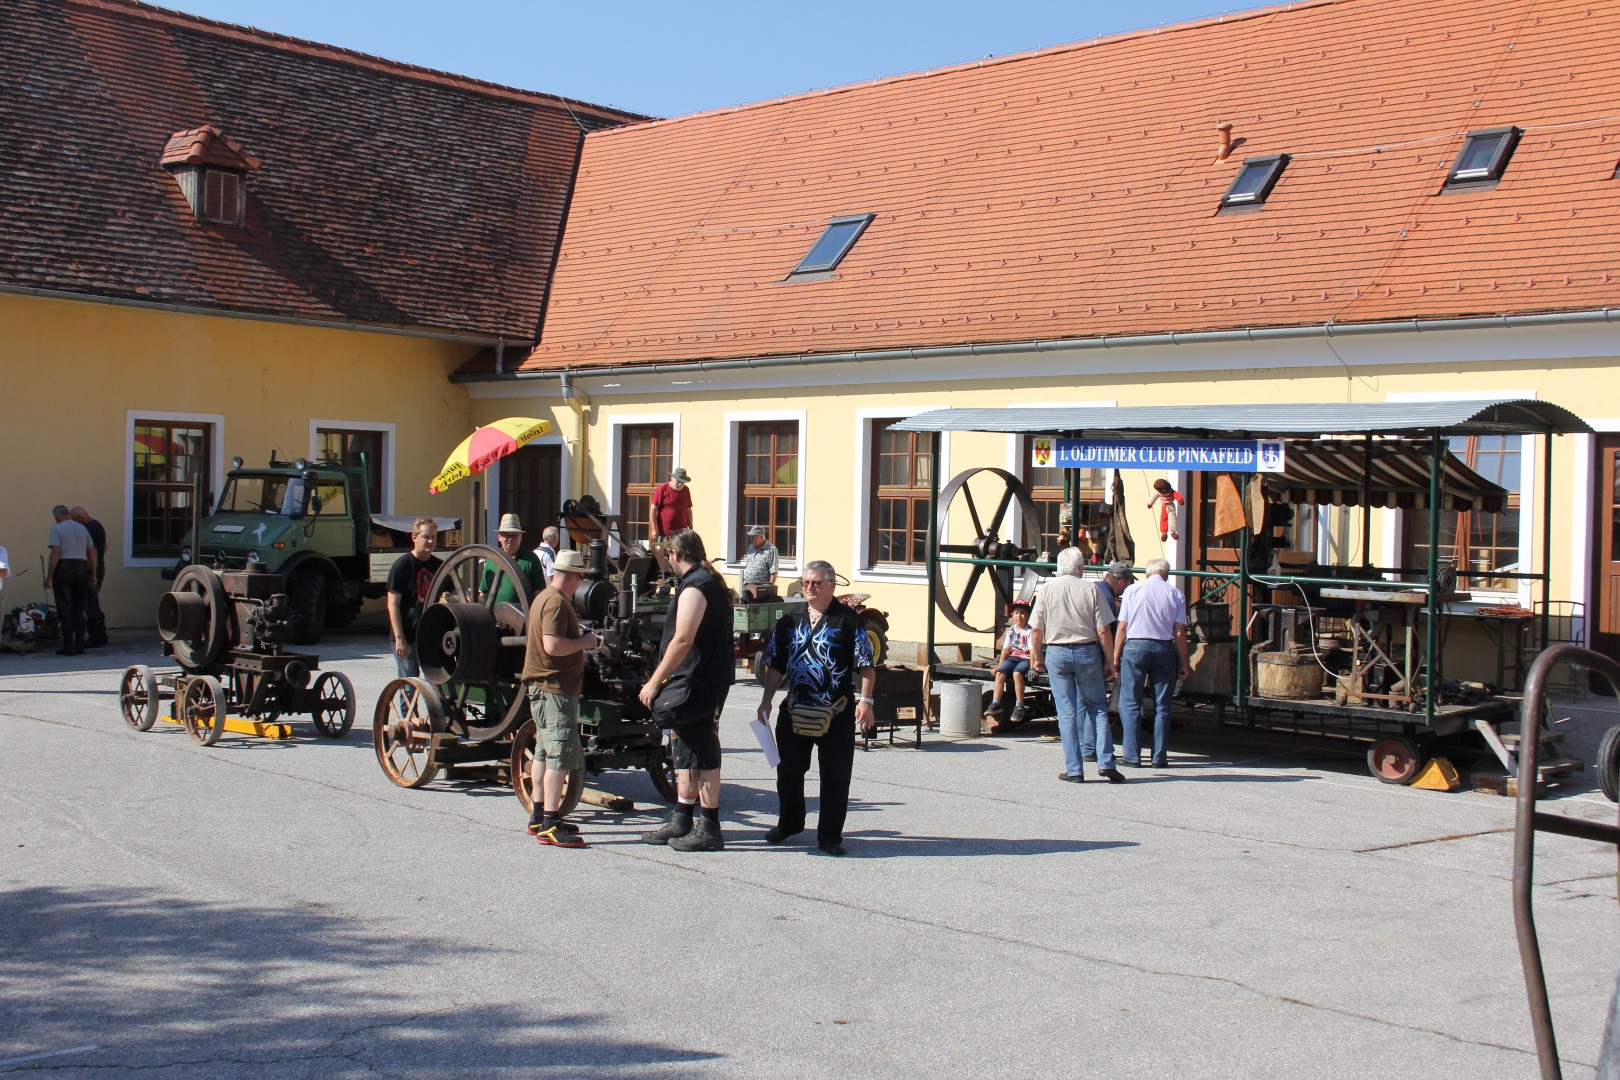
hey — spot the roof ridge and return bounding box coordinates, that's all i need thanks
[64,0,650,123]
[599,0,1346,136]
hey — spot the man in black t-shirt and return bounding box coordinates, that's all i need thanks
[386,517,442,678]
[70,507,108,648]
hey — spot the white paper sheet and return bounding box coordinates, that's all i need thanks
[750,716,781,768]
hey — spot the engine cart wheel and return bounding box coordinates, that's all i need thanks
[374,678,443,788]
[1597,724,1620,803]
[288,568,328,646]
[1367,734,1425,785]
[509,720,585,816]
[647,732,679,802]
[309,671,356,738]
[182,676,227,746]
[119,665,160,732]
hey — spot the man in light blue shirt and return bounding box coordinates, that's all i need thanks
[1112,558,1189,768]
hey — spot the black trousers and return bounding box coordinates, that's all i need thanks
[52,559,89,648]
[775,707,856,843]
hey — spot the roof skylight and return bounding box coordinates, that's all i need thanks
[1220,155,1289,208]
[792,214,872,275]
[1446,126,1521,185]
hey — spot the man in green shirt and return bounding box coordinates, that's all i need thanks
[484,513,546,606]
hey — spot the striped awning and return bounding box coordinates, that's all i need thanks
[1263,440,1506,512]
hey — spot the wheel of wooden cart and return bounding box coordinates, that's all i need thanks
[646,731,679,803]
[509,720,584,816]
[373,677,444,788]
[1597,724,1620,803]
[309,671,356,738]
[1367,733,1426,785]
[119,664,159,731]
[182,675,227,746]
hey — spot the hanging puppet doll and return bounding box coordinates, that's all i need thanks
[1146,478,1183,542]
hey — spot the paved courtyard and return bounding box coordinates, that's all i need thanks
[3,629,1618,1078]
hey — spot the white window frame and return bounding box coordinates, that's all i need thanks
[309,419,396,515]
[483,434,570,544]
[124,409,225,569]
[722,409,806,572]
[854,405,949,585]
[1385,390,1537,605]
[607,412,682,531]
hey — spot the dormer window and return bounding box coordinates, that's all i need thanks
[161,125,261,227]
[1446,126,1520,186]
[792,214,873,275]
[1221,154,1289,207]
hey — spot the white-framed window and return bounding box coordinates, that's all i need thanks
[722,410,805,569]
[853,406,949,583]
[311,420,395,516]
[126,410,224,567]
[607,413,681,549]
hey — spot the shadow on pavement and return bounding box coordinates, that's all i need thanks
[0,885,724,1076]
[833,832,1139,858]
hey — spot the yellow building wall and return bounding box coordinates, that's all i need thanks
[476,354,1618,653]
[1,292,477,628]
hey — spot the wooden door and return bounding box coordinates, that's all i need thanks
[1593,436,1620,690]
[498,443,562,550]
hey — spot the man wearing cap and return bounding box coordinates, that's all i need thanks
[485,513,546,606]
[738,525,779,601]
[1030,546,1122,783]
[523,548,602,848]
[45,505,96,656]
[649,467,693,586]
[1113,557,1190,768]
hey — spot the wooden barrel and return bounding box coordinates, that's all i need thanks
[1255,651,1324,699]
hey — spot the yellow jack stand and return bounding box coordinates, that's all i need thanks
[158,714,293,740]
[1412,757,1462,792]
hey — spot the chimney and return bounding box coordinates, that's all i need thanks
[1216,122,1235,161]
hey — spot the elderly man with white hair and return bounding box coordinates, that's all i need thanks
[1112,557,1191,768]
[1030,547,1121,784]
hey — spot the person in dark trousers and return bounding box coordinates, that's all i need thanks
[756,559,876,856]
[70,507,108,647]
[45,505,96,656]
[638,528,734,851]
[386,517,441,678]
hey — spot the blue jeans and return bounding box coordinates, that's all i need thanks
[1047,642,1112,775]
[394,643,420,680]
[1121,639,1178,765]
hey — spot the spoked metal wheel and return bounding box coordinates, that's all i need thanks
[932,468,1042,634]
[374,677,444,788]
[182,675,227,746]
[509,720,585,816]
[647,731,679,803]
[1367,734,1426,785]
[309,671,356,738]
[119,664,160,731]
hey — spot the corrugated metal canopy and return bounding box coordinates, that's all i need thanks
[890,399,1590,438]
[1266,440,1506,512]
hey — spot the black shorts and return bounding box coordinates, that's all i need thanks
[671,720,722,771]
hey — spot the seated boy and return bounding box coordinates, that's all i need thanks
[985,599,1033,730]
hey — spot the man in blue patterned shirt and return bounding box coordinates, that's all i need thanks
[756,559,876,856]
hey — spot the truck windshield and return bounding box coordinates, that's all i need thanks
[219,475,308,515]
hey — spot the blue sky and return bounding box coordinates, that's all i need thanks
[163,0,1258,117]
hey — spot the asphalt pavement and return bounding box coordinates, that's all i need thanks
[3,629,1618,1078]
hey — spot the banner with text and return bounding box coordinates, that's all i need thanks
[1032,438,1286,473]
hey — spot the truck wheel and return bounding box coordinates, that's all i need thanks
[324,598,360,630]
[289,568,327,645]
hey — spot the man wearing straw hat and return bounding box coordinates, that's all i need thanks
[485,513,546,606]
[523,548,601,848]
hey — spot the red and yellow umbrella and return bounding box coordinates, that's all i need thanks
[429,417,551,494]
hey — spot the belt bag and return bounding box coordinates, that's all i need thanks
[652,675,711,729]
[787,695,846,738]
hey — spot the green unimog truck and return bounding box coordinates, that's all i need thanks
[164,454,456,644]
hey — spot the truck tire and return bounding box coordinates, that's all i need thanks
[289,567,327,645]
[324,597,360,630]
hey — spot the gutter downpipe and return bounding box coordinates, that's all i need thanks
[925,437,943,689]
[561,372,591,504]
[481,308,1620,385]
[1427,433,1442,727]
[1540,432,1553,650]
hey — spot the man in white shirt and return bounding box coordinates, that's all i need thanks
[1112,557,1190,768]
[534,525,559,585]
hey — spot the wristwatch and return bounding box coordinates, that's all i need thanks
[856,695,875,705]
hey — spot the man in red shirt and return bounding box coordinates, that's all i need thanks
[649,467,692,586]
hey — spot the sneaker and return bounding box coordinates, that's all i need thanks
[985,699,1007,717]
[640,814,694,845]
[1010,703,1029,721]
[533,824,586,848]
[528,818,579,836]
[669,818,724,852]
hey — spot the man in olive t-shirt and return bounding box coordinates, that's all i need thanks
[521,549,600,848]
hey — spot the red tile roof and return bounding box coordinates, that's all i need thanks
[160,125,262,171]
[523,0,1620,373]
[2,0,644,339]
